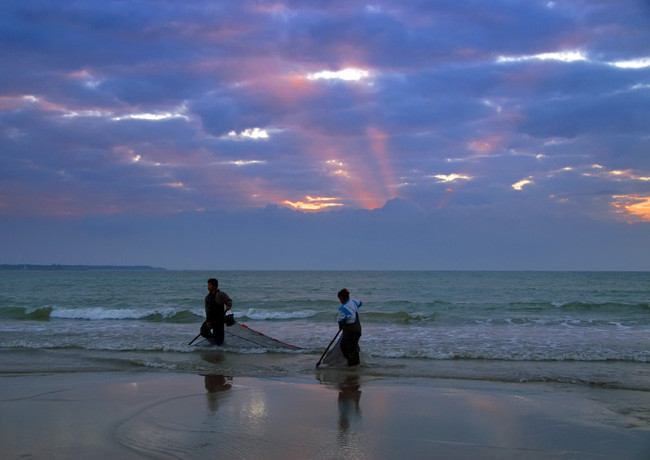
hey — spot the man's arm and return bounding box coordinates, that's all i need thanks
[220,291,233,311]
[338,305,352,325]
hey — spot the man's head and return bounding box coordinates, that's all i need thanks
[338,288,350,303]
[207,278,218,292]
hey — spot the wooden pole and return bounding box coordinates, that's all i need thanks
[316,329,341,368]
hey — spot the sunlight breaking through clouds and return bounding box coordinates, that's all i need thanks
[432,174,472,183]
[512,178,533,191]
[609,58,650,69]
[496,50,650,71]
[62,110,112,118]
[326,159,350,178]
[582,166,650,182]
[164,182,185,188]
[612,195,650,223]
[283,195,343,211]
[112,111,189,122]
[609,170,650,181]
[225,127,270,140]
[68,69,103,88]
[482,99,503,113]
[306,68,370,82]
[496,49,588,64]
[216,160,266,166]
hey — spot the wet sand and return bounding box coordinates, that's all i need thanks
[1,371,648,459]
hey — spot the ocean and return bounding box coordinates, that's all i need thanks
[1,270,648,390]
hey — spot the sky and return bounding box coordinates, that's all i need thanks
[1,0,649,270]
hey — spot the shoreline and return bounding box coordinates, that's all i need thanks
[1,371,648,459]
[2,347,648,392]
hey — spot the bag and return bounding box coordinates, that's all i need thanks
[200,321,212,338]
[224,312,235,327]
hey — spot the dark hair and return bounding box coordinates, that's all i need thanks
[337,288,350,301]
[208,278,218,288]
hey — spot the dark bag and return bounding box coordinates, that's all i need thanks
[200,321,212,338]
[224,312,235,327]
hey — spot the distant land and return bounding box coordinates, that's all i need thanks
[0,264,166,271]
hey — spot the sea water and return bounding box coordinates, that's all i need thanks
[0,270,648,390]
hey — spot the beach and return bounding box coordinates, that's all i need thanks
[2,370,648,459]
[1,270,648,458]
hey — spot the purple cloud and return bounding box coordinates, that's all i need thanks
[1,0,648,268]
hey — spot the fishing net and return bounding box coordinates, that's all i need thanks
[319,337,347,367]
[194,322,301,350]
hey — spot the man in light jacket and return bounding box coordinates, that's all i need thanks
[337,288,362,366]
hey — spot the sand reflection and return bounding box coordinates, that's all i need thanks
[199,350,226,364]
[337,375,362,436]
[203,374,232,413]
[317,371,364,454]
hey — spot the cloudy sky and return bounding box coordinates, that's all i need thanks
[1,0,649,270]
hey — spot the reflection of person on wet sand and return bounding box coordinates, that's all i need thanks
[203,375,232,413]
[204,374,232,393]
[337,375,362,435]
[199,348,227,365]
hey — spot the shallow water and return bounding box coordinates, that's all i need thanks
[1,270,648,389]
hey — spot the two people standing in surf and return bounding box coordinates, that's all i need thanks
[197,278,362,366]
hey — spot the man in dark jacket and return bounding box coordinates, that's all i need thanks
[201,278,233,345]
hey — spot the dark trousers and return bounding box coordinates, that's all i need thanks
[340,329,361,366]
[201,319,225,345]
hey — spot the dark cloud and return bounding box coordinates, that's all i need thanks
[1,202,648,270]
[519,87,650,138]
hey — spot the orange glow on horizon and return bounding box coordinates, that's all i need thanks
[612,194,650,223]
[283,198,343,211]
[305,195,338,202]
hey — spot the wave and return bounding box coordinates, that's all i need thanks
[0,306,204,323]
[238,309,440,324]
[0,306,328,323]
[551,301,650,312]
[240,308,320,321]
[0,306,54,320]
[2,299,648,325]
[0,305,437,324]
[367,349,649,363]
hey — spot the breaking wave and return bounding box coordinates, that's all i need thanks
[0,305,204,322]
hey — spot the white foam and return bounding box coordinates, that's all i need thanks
[48,306,190,320]
[242,308,318,320]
